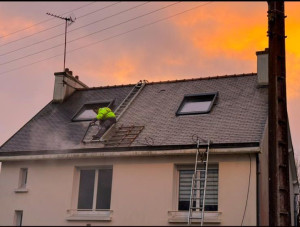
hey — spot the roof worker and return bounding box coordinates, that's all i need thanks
[90,107,116,140]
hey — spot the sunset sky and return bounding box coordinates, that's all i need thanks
[0,1,299,158]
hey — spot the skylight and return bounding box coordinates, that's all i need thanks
[176,92,218,116]
[72,100,113,121]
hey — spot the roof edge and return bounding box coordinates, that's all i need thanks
[0,142,260,157]
[0,144,261,161]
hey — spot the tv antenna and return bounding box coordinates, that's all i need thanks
[46,12,76,71]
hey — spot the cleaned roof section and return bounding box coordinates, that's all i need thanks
[0,73,268,153]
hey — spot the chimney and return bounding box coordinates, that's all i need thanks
[256,48,269,86]
[53,68,88,103]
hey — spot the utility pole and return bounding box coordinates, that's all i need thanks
[267,1,291,226]
[46,12,75,71]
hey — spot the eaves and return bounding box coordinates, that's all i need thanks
[0,142,260,161]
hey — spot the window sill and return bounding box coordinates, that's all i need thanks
[14,188,29,193]
[66,210,112,221]
[168,211,222,223]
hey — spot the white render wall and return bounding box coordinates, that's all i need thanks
[0,153,256,226]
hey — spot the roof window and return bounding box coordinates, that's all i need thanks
[176,92,218,116]
[72,100,114,121]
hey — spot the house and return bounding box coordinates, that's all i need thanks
[0,51,298,226]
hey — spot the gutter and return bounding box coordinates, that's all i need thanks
[0,146,260,161]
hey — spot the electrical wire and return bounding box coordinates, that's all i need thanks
[0,2,121,47]
[0,2,180,66]
[0,1,97,39]
[241,154,252,226]
[0,2,149,57]
[0,2,213,76]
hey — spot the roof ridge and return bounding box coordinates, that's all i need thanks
[78,83,136,91]
[78,73,257,90]
[146,72,257,85]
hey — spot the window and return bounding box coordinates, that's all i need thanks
[178,165,218,211]
[19,168,28,188]
[176,92,218,116]
[72,100,114,121]
[15,210,23,226]
[77,168,113,210]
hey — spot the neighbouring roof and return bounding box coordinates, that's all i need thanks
[0,73,268,154]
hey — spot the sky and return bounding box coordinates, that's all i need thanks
[0,1,299,159]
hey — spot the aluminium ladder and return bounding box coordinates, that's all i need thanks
[188,139,210,226]
[114,80,146,120]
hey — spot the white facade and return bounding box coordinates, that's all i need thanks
[0,150,257,226]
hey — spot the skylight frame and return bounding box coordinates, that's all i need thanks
[176,92,218,116]
[72,99,115,122]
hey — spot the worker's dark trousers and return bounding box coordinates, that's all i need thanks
[95,118,116,138]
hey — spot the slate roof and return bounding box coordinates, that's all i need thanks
[0,73,268,153]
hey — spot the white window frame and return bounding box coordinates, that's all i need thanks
[72,100,114,122]
[176,92,218,116]
[66,166,113,222]
[15,168,28,193]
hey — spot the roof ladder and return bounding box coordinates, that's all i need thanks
[114,80,147,120]
[104,125,144,147]
[188,139,210,226]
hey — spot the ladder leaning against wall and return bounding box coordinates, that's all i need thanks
[188,139,211,226]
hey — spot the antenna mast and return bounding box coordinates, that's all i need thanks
[46,12,76,71]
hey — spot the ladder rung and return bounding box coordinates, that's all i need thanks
[193,179,205,182]
[112,134,139,137]
[191,197,202,199]
[192,188,205,190]
[189,217,203,219]
[190,207,203,210]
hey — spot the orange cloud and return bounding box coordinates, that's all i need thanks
[80,53,138,86]
[167,2,300,99]
[170,2,268,60]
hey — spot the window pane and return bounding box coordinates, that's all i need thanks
[19,168,28,188]
[180,101,211,113]
[15,210,23,226]
[176,93,218,115]
[76,109,97,120]
[178,166,218,211]
[96,169,113,209]
[78,170,95,209]
[73,102,111,121]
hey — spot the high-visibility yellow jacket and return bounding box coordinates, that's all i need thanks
[96,107,116,120]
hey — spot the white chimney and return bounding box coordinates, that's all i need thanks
[256,48,269,86]
[53,68,88,103]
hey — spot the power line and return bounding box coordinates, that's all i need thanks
[0,2,213,76]
[0,2,149,57]
[0,2,121,48]
[0,1,180,66]
[0,1,96,39]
